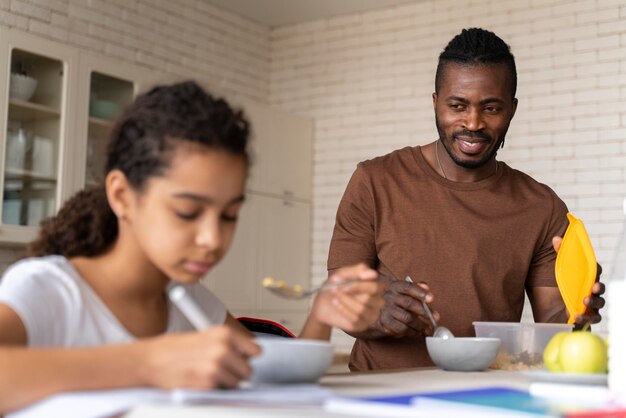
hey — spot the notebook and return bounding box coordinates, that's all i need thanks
[325,386,621,418]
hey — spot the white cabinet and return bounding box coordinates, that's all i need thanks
[0,28,149,245]
[257,194,311,312]
[73,53,145,191]
[204,103,313,334]
[0,28,78,243]
[245,101,312,201]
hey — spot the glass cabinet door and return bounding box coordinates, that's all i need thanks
[2,49,63,227]
[84,72,133,188]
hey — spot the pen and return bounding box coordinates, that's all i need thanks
[168,285,212,330]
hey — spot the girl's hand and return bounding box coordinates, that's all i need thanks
[310,263,384,333]
[140,326,260,389]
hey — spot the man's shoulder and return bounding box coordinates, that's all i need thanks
[506,164,556,189]
[357,146,418,173]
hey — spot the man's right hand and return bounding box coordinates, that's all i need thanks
[348,276,438,339]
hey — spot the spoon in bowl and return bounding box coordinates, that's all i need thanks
[404,276,454,340]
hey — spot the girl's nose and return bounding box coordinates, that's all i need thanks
[195,218,221,251]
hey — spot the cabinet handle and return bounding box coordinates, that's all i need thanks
[283,190,294,197]
[283,200,293,207]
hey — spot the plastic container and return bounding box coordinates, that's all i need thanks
[608,197,626,400]
[473,322,573,370]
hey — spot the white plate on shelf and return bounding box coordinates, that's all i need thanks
[522,370,608,386]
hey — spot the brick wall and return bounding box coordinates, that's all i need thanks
[270,0,625,346]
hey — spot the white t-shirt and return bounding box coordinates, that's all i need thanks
[0,255,227,347]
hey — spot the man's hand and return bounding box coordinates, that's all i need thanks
[348,275,438,339]
[311,264,384,333]
[552,236,606,327]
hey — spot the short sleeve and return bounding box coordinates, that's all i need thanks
[327,163,378,271]
[525,189,569,287]
[0,259,78,346]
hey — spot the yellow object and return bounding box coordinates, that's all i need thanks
[555,213,597,325]
[262,277,275,287]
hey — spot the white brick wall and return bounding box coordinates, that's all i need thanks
[269,0,626,347]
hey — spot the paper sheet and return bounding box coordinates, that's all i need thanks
[9,383,333,418]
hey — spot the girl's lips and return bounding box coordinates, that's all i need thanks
[183,261,214,275]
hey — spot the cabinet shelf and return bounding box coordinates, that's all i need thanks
[4,167,57,183]
[89,116,113,128]
[8,98,60,122]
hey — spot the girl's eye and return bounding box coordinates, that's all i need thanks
[176,211,200,221]
[221,213,238,222]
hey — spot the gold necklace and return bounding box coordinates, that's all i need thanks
[435,140,498,180]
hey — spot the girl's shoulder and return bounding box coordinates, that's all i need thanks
[3,255,72,279]
[1,255,83,295]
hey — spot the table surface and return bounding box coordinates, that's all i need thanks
[124,368,531,418]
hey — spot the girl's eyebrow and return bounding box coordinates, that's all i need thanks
[171,192,246,205]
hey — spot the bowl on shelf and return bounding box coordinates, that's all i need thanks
[250,337,333,383]
[426,337,501,372]
[473,322,573,371]
[89,99,121,120]
[9,73,38,101]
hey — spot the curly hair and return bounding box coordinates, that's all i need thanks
[26,81,250,258]
[435,28,517,98]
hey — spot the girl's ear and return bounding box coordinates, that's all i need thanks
[105,170,133,220]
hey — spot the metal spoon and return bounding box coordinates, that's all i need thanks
[404,276,454,340]
[262,277,361,300]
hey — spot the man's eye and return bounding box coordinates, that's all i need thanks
[449,104,464,110]
[485,106,499,113]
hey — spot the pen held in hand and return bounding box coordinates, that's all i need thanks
[168,285,212,330]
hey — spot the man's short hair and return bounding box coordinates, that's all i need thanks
[435,28,517,99]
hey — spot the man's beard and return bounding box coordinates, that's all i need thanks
[435,115,506,170]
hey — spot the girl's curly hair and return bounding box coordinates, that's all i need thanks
[26,81,250,258]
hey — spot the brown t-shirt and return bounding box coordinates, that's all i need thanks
[328,146,569,371]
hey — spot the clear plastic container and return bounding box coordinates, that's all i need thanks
[473,322,573,370]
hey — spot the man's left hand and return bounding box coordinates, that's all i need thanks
[552,236,605,328]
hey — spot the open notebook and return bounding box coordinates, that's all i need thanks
[9,383,333,418]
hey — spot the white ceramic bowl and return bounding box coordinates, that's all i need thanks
[250,338,333,383]
[89,99,121,119]
[9,73,38,101]
[426,337,501,372]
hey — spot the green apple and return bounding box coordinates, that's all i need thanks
[543,331,569,372]
[543,331,608,374]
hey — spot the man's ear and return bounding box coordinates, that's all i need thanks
[105,169,133,221]
[432,92,437,111]
[511,98,518,118]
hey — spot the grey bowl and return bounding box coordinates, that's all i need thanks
[250,338,333,383]
[426,337,501,372]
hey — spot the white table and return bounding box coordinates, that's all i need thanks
[124,368,531,417]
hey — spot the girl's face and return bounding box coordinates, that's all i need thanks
[127,145,248,283]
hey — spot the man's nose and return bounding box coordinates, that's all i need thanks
[463,108,484,132]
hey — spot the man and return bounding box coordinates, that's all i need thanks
[327,28,606,371]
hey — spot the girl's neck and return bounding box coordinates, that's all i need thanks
[71,235,169,304]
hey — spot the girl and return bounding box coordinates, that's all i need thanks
[0,81,383,413]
